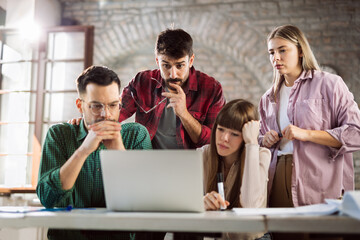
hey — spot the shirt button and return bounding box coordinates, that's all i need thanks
[97,168,100,171]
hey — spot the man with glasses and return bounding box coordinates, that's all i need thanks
[36,66,151,240]
[120,28,226,149]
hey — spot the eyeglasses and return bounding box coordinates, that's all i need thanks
[130,77,167,114]
[80,99,122,116]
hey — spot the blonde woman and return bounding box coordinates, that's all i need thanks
[259,25,360,208]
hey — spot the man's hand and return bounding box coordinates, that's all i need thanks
[161,83,202,143]
[161,83,188,118]
[263,130,281,148]
[80,121,124,154]
[282,124,309,141]
[91,121,125,150]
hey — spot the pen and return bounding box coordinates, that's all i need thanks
[278,132,283,138]
[217,172,226,210]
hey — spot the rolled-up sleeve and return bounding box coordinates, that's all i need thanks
[325,79,360,159]
[36,127,74,208]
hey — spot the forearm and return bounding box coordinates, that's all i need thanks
[103,137,126,150]
[179,110,202,144]
[59,147,90,190]
[37,169,65,208]
[240,144,264,207]
[305,130,342,148]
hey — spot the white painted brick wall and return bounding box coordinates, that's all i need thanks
[60,0,360,189]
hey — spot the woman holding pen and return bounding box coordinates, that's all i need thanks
[201,99,271,211]
[259,24,360,208]
[200,99,271,239]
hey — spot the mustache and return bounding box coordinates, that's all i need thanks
[166,78,182,84]
[166,78,182,90]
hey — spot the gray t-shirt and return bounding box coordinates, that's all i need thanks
[152,98,180,149]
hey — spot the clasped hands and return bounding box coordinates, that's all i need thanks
[80,120,125,155]
[263,124,309,148]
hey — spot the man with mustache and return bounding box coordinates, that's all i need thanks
[37,66,151,240]
[120,28,226,149]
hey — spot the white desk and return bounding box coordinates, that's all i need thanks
[0,208,359,234]
[266,215,360,234]
[0,209,265,233]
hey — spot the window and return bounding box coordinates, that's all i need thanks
[0,25,94,190]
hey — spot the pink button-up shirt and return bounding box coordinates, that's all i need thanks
[259,70,360,206]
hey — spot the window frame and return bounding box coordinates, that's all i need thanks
[0,25,94,193]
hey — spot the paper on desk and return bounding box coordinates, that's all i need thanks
[339,191,360,221]
[0,206,47,218]
[0,206,44,213]
[0,207,28,218]
[233,203,339,216]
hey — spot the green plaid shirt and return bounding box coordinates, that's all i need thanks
[36,120,152,240]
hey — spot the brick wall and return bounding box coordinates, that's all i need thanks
[60,0,360,189]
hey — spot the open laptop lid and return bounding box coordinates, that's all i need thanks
[100,150,204,212]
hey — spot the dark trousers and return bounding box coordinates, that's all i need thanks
[268,155,357,240]
[269,155,294,208]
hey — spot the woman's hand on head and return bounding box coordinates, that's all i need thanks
[242,120,260,145]
[203,191,230,211]
[263,130,280,148]
[67,117,82,125]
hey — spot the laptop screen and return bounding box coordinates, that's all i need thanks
[100,150,204,212]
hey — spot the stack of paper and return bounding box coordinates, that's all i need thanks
[339,191,360,220]
[233,203,339,216]
[233,190,360,220]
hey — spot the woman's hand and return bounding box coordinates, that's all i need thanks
[262,130,280,148]
[67,117,82,125]
[242,120,260,145]
[282,124,309,141]
[203,191,230,211]
[281,124,341,148]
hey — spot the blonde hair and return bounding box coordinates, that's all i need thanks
[267,25,320,100]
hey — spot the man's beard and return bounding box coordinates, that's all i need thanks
[165,78,182,91]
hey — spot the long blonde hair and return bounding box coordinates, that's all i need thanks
[268,25,320,101]
[206,99,258,208]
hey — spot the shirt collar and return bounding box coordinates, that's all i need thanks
[296,69,312,83]
[77,119,88,141]
[181,66,197,94]
[154,70,163,89]
[267,70,313,102]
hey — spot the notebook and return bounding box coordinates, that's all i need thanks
[100,150,204,212]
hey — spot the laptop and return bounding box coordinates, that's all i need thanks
[100,150,204,212]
